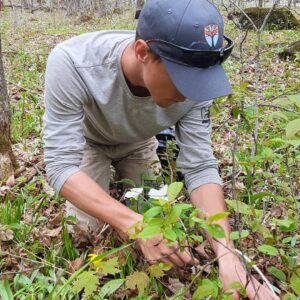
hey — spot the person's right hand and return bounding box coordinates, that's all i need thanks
[136,234,196,268]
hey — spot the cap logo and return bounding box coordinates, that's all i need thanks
[204,24,219,47]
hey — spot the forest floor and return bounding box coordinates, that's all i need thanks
[0,6,300,300]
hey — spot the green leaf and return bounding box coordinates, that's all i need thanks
[226,200,252,215]
[230,230,249,241]
[138,222,161,239]
[163,228,177,241]
[167,182,183,202]
[273,97,293,107]
[251,192,276,201]
[267,266,286,282]
[257,245,278,256]
[287,95,300,108]
[283,292,297,300]
[98,257,120,275]
[99,279,125,299]
[71,271,99,297]
[286,118,300,139]
[270,111,288,121]
[192,279,218,300]
[126,271,150,293]
[164,205,184,225]
[274,219,297,232]
[0,279,14,300]
[205,224,225,238]
[291,269,300,296]
[228,281,246,296]
[282,237,292,244]
[148,264,165,278]
[208,212,230,222]
[190,234,204,242]
[143,206,163,222]
[116,178,136,187]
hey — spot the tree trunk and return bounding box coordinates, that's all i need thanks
[136,0,144,10]
[0,35,15,184]
[0,1,3,11]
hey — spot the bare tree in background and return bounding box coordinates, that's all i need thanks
[0,35,15,183]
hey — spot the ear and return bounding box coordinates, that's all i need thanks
[134,39,150,63]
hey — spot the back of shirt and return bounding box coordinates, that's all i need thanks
[43,30,222,193]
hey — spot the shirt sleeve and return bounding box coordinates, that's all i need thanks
[43,46,90,193]
[175,100,222,194]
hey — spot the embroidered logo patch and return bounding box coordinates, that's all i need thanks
[204,24,219,47]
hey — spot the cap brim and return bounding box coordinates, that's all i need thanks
[161,58,232,102]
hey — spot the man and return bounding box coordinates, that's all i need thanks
[43,0,278,298]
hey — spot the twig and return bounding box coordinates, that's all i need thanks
[257,104,300,115]
[235,249,278,297]
[231,113,242,231]
[179,218,196,262]
[6,80,43,98]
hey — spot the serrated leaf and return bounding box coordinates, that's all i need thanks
[291,269,300,296]
[99,279,125,299]
[148,264,164,278]
[258,245,278,256]
[98,257,120,275]
[126,271,150,292]
[208,212,230,222]
[267,266,286,282]
[163,228,177,241]
[167,182,183,202]
[71,271,99,297]
[143,206,163,222]
[286,119,300,139]
[230,230,249,241]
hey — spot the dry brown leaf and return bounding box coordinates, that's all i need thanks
[68,255,84,273]
[0,225,14,241]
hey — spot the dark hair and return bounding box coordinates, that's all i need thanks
[135,32,161,62]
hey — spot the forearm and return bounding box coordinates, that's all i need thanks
[60,170,143,232]
[190,183,235,256]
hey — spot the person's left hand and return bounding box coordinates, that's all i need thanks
[218,253,280,300]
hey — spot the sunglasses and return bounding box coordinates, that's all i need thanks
[146,35,234,68]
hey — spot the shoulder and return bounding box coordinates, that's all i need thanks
[55,30,135,68]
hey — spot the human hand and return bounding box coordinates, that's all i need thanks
[218,253,280,300]
[136,234,196,268]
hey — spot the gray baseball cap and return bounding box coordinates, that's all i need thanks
[136,0,234,102]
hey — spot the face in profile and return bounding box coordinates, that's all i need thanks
[141,53,186,108]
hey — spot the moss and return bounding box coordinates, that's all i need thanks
[238,7,300,30]
[279,40,300,60]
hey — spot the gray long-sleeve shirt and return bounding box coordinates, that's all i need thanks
[43,30,222,194]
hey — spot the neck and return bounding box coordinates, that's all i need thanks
[121,42,150,97]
